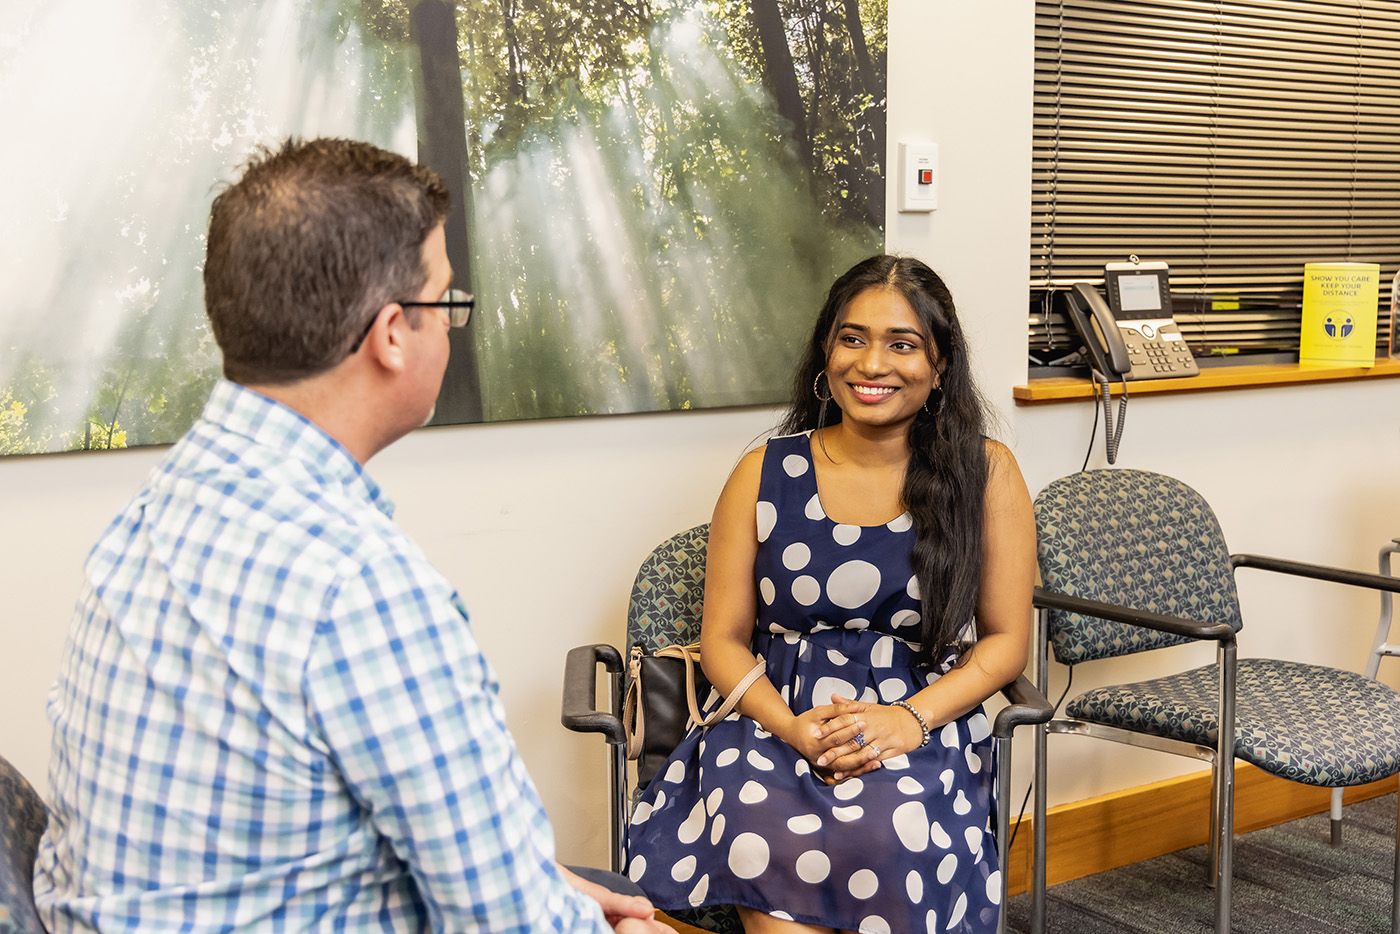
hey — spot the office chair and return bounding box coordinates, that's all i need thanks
[1329,537,1400,845]
[0,752,48,933]
[562,524,1052,934]
[1028,469,1400,934]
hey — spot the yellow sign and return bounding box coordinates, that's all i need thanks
[1300,262,1379,368]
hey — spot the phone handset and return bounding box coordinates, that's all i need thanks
[1066,282,1131,379]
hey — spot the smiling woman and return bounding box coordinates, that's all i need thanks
[621,255,1037,933]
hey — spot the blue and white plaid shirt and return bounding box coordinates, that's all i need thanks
[34,381,607,932]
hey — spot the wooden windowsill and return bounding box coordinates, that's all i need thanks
[1014,357,1400,404]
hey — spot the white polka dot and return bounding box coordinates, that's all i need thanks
[706,788,724,815]
[783,630,800,645]
[687,873,710,907]
[953,789,971,815]
[804,493,826,520]
[671,855,697,882]
[833,523,861,545]
[906,869,924,903]
[628,855,647,881]
[907,575,921,599]
[827,648,849,666]
[710,813,726,845]
[727,832,769,879]
[833,777,864,800]
[833,805,864,821]
[739,780,768,804]
[967,712,991,743]
[870,635,895,667]
[811,675,856,706]
[861,916,891,934]
[792,575,821,606]
[795,758,811,777]
[754,724,771,739]
[879,677,906,702]
[936,852,958,884]
[663,760,685,783]
[883,754,910,770]
[783,453,809,477]
[947,892,967,928]
[771,911,794,921]
[939,769,955,793]
[827,560,882,609]
[631,799,654,825]
[891,609,921,629]
[747,750,775,771]
[964,824,983,855]
[940,722,960,749]
[925,908,939,931]
[787,813,822,835]
[716,748,739,767]
[930,821,952,848]
[782,542,811,570]
[756,502,777,542]
[678,800,706,844]
[892,800,930,852]
[759,577,776,605]
[986,870,1003,905]
[796,849,830,883]
[898,776,925,795]
[848,868,879,899]
[965,747,982,773]
[845,617,870,630]
[887,512,914,532]
[860,685,878,703]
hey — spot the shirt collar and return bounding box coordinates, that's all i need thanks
[200,380,395,518]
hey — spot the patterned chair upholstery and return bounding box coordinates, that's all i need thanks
[0,753,47,934]
[1029,468,1400,934]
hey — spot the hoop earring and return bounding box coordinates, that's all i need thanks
[923,387,944,416]
[813,372,833,402]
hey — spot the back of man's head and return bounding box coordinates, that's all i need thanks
[204,138,450,385]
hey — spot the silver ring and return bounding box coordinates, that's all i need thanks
[871,744,882,757]
[852,732,866,748]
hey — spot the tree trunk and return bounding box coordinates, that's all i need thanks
[749,0,811,172]
[411,0,484,424]
[842,0,885,228]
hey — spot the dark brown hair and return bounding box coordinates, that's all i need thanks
[777,255,991,666]
[204,137,450,384]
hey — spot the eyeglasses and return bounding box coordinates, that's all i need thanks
[401,288,475,328]
[352,288,475,351]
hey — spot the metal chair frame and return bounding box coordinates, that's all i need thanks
[1030,553,1400,934]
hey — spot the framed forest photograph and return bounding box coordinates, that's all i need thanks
[0,0,887,455]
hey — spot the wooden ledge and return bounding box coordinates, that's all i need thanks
[1015,358,1400,404]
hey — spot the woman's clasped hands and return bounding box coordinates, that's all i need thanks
[775,694,927,784]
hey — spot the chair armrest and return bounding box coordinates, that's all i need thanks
[561,643,626,745]
[993,674,1053,738]
[1033,586,1236,642]
[1231,553,1400,593]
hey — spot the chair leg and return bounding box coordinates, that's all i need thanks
[1031,721,1048,934]
[610,741,628,874]
[1213,641,1237,934]
[1330,786,1345,846]
[1208,760,1220,887]
[995,735,1012,934]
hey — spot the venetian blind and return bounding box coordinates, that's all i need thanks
[1030,0,1400,362]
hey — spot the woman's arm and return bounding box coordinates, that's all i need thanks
[701,448,865,766]
[818,440,1036,778]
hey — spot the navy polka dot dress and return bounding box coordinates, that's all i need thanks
[625,433,1000,933]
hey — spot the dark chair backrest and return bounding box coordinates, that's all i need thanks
[0,753,48,933]
[1035,469,1244,664]
[626,524,711,790]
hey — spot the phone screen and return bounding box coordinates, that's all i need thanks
[1118,274,1162,312]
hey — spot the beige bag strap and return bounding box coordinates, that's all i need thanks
[624,643,766,760]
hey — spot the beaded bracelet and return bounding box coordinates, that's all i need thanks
[891,700,931,748]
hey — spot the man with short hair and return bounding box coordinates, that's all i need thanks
[33,138,664,933]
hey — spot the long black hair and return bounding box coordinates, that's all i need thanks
[776,255,990,666]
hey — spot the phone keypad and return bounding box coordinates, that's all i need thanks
[1128,341,1196,375]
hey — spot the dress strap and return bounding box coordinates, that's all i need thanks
[756,432,820,522]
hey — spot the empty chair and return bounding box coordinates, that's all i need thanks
[0,752,48,933]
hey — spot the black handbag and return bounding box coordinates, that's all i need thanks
[623,643,765,786]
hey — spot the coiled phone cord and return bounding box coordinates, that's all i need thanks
[1095,373,1127,466]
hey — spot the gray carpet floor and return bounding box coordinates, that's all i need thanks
[1005,794,1398,933]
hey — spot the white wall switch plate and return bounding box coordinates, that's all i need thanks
[898,141,938,213]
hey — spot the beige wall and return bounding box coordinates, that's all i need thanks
[1,0,1397,873]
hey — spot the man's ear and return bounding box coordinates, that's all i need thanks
[362,303,409,373]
